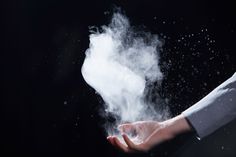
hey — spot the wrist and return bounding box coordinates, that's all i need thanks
[162,114,192,138]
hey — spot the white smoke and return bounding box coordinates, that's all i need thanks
[81,12,170,137]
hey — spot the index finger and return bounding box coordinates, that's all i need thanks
[113,136,133,153]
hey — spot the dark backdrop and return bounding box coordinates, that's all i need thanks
[2,0,236,156]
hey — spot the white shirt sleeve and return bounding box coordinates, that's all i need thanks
[182,72,236,139]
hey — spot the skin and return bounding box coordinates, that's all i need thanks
[107,114,192,153]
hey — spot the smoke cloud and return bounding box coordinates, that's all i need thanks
[81,12,170,138]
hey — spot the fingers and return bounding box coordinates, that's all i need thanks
[123,134,149,152]
[113,136,131,152]
[122,134,138,150]
[107,136,115,146]
[107,135,132,152]
[107,135,148,152]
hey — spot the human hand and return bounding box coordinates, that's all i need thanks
[107,114,192,153]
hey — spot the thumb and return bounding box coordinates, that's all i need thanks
[118,123,135,134]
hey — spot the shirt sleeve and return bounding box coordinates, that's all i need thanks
[182,72,236,139]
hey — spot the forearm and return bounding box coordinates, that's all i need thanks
[155,73,236,144]
[182,72,236,139]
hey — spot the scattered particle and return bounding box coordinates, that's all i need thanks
[104,11,109,15]
[75,122,79,127]
[221,146,224,150]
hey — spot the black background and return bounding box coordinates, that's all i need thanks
[2,0,236,156]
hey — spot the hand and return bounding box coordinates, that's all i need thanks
[107,114,192,153]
